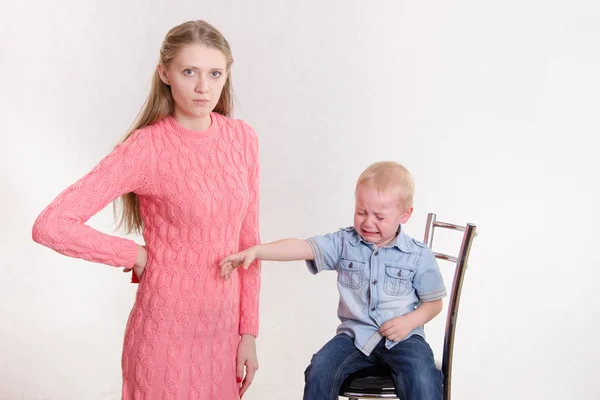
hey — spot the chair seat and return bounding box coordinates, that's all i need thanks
[339,366,396,398]
[339,359,442,398]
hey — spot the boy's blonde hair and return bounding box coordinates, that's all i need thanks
[356,161,415,209]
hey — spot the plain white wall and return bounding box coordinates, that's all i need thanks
[1,0,599,399]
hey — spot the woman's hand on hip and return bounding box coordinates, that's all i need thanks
[123,245,147,279]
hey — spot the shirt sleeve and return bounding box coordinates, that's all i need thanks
[413,245,447,302]
[305,230,344,274]
[237,121,261,337]
[31,129,151,268]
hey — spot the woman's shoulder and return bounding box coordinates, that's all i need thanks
[215,113,258,140]
[122,119,165,146]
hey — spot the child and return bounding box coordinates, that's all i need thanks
[220,161,445,400]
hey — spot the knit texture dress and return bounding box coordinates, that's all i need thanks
[32,112,261,400]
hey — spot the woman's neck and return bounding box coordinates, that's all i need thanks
[172,110,212,132]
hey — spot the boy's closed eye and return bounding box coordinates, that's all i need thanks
[370,211,386,220]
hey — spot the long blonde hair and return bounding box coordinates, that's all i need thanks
[114,20,234,234]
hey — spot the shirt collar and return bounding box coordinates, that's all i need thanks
[345,225,414,253]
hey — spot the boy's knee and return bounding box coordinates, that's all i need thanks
[304,353,328,380]
[405,362,442,395]
[414,357,441,378]
[414,367,442,388]
[304,350,349,391]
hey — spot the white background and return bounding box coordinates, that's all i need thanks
[1,0,599,399]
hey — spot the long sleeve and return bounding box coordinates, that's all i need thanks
[32,130,151,268]
[237,122,261,337]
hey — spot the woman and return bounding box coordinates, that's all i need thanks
[32,20,260,400]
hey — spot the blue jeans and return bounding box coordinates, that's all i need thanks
[303,333,442,400]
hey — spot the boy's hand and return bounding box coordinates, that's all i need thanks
[380,300,443,342]
[380,315,414,342]
[220,248,257,280]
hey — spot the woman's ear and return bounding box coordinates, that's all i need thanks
[157,64,170,85]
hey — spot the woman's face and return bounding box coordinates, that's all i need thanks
[158,43,228,121]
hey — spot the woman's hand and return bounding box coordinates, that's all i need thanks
[123,245,147,279]
[236,334,259,397]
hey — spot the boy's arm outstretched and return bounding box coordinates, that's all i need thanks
[220,239,314,280]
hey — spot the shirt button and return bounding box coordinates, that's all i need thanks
[372,280,377,285]
[374,251,379,256]
[371,307,376,312]
[349,262,353,268]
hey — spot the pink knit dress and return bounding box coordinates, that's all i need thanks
[32,113,261,400]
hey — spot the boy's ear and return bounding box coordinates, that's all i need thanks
[400,207,413,224]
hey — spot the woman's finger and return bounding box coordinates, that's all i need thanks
[240,361,258,396]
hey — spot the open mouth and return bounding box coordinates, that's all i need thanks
[362,230,379,235]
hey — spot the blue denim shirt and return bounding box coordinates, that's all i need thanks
[306,226,447,356]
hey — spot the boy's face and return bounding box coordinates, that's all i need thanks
[354,184,413,247]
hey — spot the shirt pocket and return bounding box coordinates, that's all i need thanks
[338,259,365,290]
[384,264,414,296]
